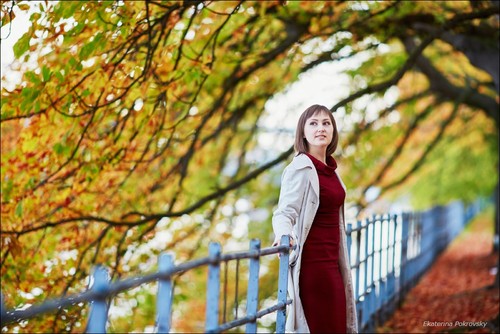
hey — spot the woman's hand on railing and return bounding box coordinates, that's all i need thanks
[272,234,294,247]
[272,235,295,258]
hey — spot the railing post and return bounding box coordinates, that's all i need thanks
[387,215,397,315]
[400,213,409,301]
[346,223,353,267]
[392,215,398,296]
[156,252,174,333]
[362,219,369,327]
[87,266,110,333]
[346,222,359,323]
[354,220,360,301]
[369,217,376,330]
[245,239,261,333]
[276,235,290,333]
[1,292,5,321]
[377,217,384,323]
[205,242,221,333]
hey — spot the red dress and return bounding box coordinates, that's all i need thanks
[299,153,347,333]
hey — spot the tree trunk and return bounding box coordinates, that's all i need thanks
[438,7,499,286]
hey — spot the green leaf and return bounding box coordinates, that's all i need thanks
[30,12,41,22]
[55,71,64,82]
[72,22,85,35]
[53,142,65,155]
[25,71,41,85]
[2,179,13,202]
[25,177,37,190]
[53,1,81,20]
[0,109,13,121]
[19,87,39,112]
[13,31,31,58]
[34,100,41,113]
[79,43,93,59]
[68,56,83,70]
[15,200,23,217]
[68,57,78,68]
[0,96,8,108]
[42,66,51,82]
[53,142,72,157]
[20,87,38,103]
[1,10,15,27]
[62,2,80,19]
[79,33,103,60]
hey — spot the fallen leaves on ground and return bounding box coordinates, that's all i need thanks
[377,208,499,333]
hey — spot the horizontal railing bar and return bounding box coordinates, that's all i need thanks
[209,315,251,333]
[209,299,292,333]
[219,250,259,262]
[1,257,210,325]
[346,218,396,234]
[351,239,399,264]
[259,244,296,256]
[255,299,292,319]
[218,245,296,262]
[2,244,294,326]
[351,255,401,270]
[357,283,379,300]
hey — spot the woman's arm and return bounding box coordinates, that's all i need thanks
[272,165,308,246]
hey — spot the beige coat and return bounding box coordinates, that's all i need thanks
[272,153,358,333]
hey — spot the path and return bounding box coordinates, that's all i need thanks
[377,207,499,333]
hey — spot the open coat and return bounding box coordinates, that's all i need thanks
[272,153,358,333]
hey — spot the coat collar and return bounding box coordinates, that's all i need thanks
[289,153,346,196]
[289,153,319,197]
[289,153,314,170]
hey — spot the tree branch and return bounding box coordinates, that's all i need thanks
[1,147,294,235]
[403,37,499,127]
[358,83,474,209]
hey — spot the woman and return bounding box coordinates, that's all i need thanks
[272,104,358,333]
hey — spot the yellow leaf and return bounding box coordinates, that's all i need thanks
[17,4,30,11]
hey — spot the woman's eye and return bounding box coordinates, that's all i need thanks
[309,121,317,126]
[324,122,331,126]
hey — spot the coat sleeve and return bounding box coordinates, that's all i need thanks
[272,165,308,246]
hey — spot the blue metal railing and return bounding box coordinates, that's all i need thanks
[1,236,294,333]
[1,198,489,333]
[346,198,488,332]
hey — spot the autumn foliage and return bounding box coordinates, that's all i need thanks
[1,1,498,332]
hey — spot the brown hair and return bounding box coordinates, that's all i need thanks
[294,104,338,156]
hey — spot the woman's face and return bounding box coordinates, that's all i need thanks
[303,111,334,152]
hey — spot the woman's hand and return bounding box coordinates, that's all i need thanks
[272,234,295,247]
[273,235,295,258]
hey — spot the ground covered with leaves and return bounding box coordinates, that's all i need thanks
[378,207,499,333]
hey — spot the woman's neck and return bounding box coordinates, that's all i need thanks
[307,148,326,164]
